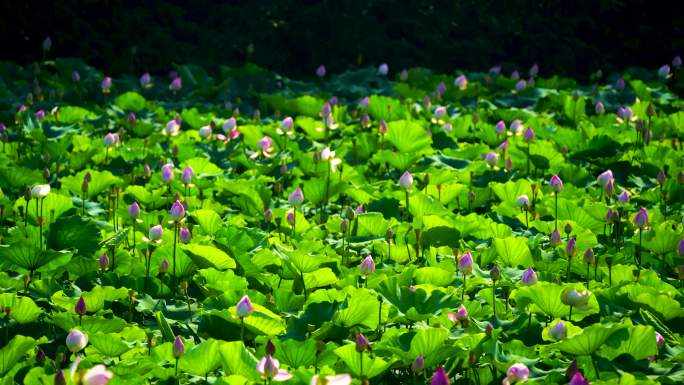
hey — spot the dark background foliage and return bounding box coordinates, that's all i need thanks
[1,0,682,79]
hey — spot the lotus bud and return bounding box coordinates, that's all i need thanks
[66,329,88,352]
[505,363,529,384]
[54,369,66,385]
[81,365,114,385]
[181,166,193,185]
[673,55,683,68]
[423,95,432,109]
[236,295,254,317]
[677,239,684,256]
[455,75,467,90]
[359,255,375,276]
[199,124,212,139]
[436,82,447,96]
[169,200,185,221]
[633,207,648,229]
[103,132,118,147]
[617,191,630,204]
[521,267,537,285]
[161,164,174,183]
[458,252,473,274]
[657,170,666,186]
[658,64,671,79]
[583,248,595,265]
[566,237,577,257]
[529,63,539,77]
[592,101,605,115]
[431,367,449,385]
[549,175,563,193]
[379,119,388,134]
[515,79,527,92]
[99,253,110,271]
[140,72,152,88]
[222,117,237,133]
[495,120,506,134]
[148,225,163,241]
[128,202,141,220]
[564,223,573,235]
[378,63,389,76]
[398,171,413,190]
[288,188,304,206]
[160,259,169,274]
[169,77,182,91]
[523,127,535,142]
[263,208,273,223]
[30,184,51,200]
[569,372,589,385]
[550,229,562,246]
[411,355,424,373]
[172,336,185,359]
[490,66,501,75]
[316,64,326,77]
[442,123,453,132]
[490,265,500,281]
[597,170,613,186]
[656,331,665,347]
[286,211,295,226]
[36,348,45,364]
[434,106,447,119]
[179,227,191,244]
[516,194,529,208]
[560,288,592,309]
[72,70,81,82]
[603,179,613,196]
[485,151,499,167]
[468,190,476,203]
[74,296,87,316]
[385,227,394,241]
[549,320,567,340]
[399,69,409,81]
[355,333,369,353]
[340,218,349,233]
[615,78,625,90]
[101,76,112,92]
[511,70,520,80]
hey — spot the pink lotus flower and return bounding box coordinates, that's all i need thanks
[431,366,450,385]
[129,202,141,219]
[495,120,506,134]
[256,354,292,382]
[597,170,613,186]
[251,136,275,159]
[165,119,180,136]
[181,166,193,185]
[66,330,88,352]
[199,125,212,139]
[148,225,163,241]
[288,188,304,206]
[316,64,326,77]
[75,296,87,316]
[81,364,113,385]
[458,252,473,274]
[169,77,182,91]
[236,295,254,318]
[35,110,46,120]
[448,304,469,323]
[549,175,563,193]
[656,331,665,347]
[173,336,184,358]
[485,151,499,167]
[310,374,352,385]
[359,255,375,276]
[455,75,467,90]
[103,133,118,147]
[101,76,112,92]
[99,254,109,271]
[633,207,648,229]
[140,72,152,88]
[179,227,191,244]
[436,82,447,96]
[548,320,567,340]
[504,363,529,384]
[523,127,535,142]
[521,267,537,285]
[378,63,389,76]
[595,101,605,115]
[169,200,185,220]
[398,171,413,190]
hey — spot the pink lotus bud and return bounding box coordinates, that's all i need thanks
[633,207,648,229]
[430,367,449,385]
[549,175,563,193]
[549,320,567,340]
[516,195,529,208]
[160,259,169,273]
[515,79,527,92]
[521,267,537,285]
[169,77,182,91]
[615,78,625,90]
[35,110,46,120]
[455,75,467,90]
[179,227,191,244]
[657,170,666,186]
[485,151,499,167]
[378,63,389,76]
[149,225,163,241]
[673,55,683,69]
[165,119,180,136]
[101,76,112,91]
[236,295,254,317]
[523,127,535,142]
[169,200,185,220]
[605,179,614,196]
[72,70,81,82]
[321,102,332,117]
[140,72,152,88]
[99,253,110,271]
[75,296,87,316]
[498,140,510,152]
[510,70,520,80]
[400,69,409,81]
[379,119,388,134]
[434,106,447,119]
[161,164,174,183]
[595,101,605,115]
[569,372,589,385]
[561,288,592,309]
[222,117,237,133]
[288,188,304,206]
[442,123,453,133]
[495,120,506,134]
[173,336,185,359]
[181,166,193,185]
[355,204,364,214]
[510,120,523,133]
[550,229,562,246]
[199,125,212,139]
[458,252,473,274]
[66,329,88,352]
[412,355,424,372]
[355,333,369,352]
[529,63,539,77]
[143,164,152,178]
[490,66,501,75]
[54,369,66,385]
[506,363,529,384]
[103,133,118,147]
[436,82,447,96]
[281,116,294,131]
[584,248,595,265]
[605,208,617,224]
[597,170,613,186]
[617,190,630,204]
[656,331,665,347]
[359,255,375,276]
[129,202,141,219]
[398,171,413,190]
[316,64,326,77]
[423,95,432,109]
[566,237,577,257]
[42,37,52,52]
[658,64,671,79]
[286,211,295,226]
[81,365,114,385]
[678,239,684,256]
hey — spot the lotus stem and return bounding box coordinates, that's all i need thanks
[568,305,573,322]
[240,316,245,343]
[173,222,178,287]
[554,193,558,231]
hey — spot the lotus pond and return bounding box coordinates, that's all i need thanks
[1,58,684,385]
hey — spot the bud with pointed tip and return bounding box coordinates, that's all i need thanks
[355,333,369,353]
[36,348,45,364]
[149,225,163,241]
[288,188,304,206]
[378,63,389,76]
[31,184,51,199]
[658,64,671,79]
[161,164,174,183]
[236,295,254,318]
[286,211,295,226]
[569,372,589,385]
[72,71,80,82]
[129,202,141,219]
[656,331,665,347]
[521,267,537,285]
[523,127,535,142]
[101,77,112,92]
[550,229,562,246]
[615,78,625,90]
[678,239,684,256]
[595,101,605,115]
[584,248,595,265]
[431,367,450,385]
[455,75,467,90]
[436,82,446,96]
[458,252,473,274]
[548,320,567,340]
[264,208,273,223]
[495,120,506,134]
[140,72,152,88]
[485,151,499,167]
[398,171,413,190]
[99,254,109,271]
[316,64,326,77]
[618,190,630,204]
[516,194,530,208]
[564,223,573,235]
[75,296,87,316]
[434,106,447,119]
[673,55,683,68]
[510,120,523,133]
[379,119,388,134]
[490,265,500,281]
[340,218,349,233]
[169,200,185,221]
[181,166,193,185]
[549,175,563,193]
[179,227,191,244]
[633,207,648,229]
[657,170,666,186]
[173,336,185,359]
[506,363,529,384]
[160,259,169,273]
[359,255,375,276]
[54,369,66,385]
[411,355,424,372]
[66,329,88,352]
[169,77,182,91]
[597,170,613,186]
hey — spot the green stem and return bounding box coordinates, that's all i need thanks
[359,351,363,378]
[492,281,496,318]
[586,263,590,288]
[462,273,467,302]
[554,193,558,231]
[568,305,573,322]
[173,222,178,288]
[240,317,245,343]
[566,255,572,283]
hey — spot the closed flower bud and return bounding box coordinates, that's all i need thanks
[288,188,304,206]
[510,120,523,133]
[515,79,527,91]
[431,367,450,385]
[378,63,389,76]
[72,71,81,82]
[490,265,500,281]
[379,119,388,134]
[434,106,447,119]
[617,190,630,204]
[316,64,326,77]
[633,207,648,229]
[81,365,113,385]
[458,252,473,274]
[359,255,375,276]
[521,267,537,285]
[179,227,191,244]
[569,372,589,385]
[129,202,141,219]
[564,223,573,235]
[140,72,152,88]
[75,296,87,316]
[656,331,665,347]
[436,82,447,95]
[169,77,182,91]
[615,78,625,91]
[595,101,605,115]
[173,336,185,359]
[597,170,613,186]
[549,175,563,193]
[161,164,174,183]
[236,295,254,318]
[31,184,51,199]
[423,95,432,109]
[264,208,273,223]
[149,225,163,241]
[657,170,666,186]
[160,259,169,274]
[66,329,88,352]
[103,133,118,147]
[550,229,562,246]
[99,253,109,271]
[529,63,539,77]
[495,120,506,134]
[54,369,66,385]
[658,64,671,79]
[400,69,409,81]
[516,194,529,208]
[36,348,45,364]
[101,76,112,91]
[340,218,349,233]
[199,125,212,139]
[561,288,592,309]
[385,227,394,241]
[505,363,529,384]
[455,75,467,90]
[223,117,237,133]
[355,333,370,353]
[511,70,520,80]
[583,248,595,264]
[523,127,535,142]
[287,211,295,226]
[169,200,185,221]
[398,171,413,190]
[677,239,684,256]
[485,151,499,167]
[181,166,193,185]
[673,55,683,68]
[411,355,424,372]
[548,320,567,340]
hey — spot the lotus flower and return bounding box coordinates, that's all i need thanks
[448,304,469,323]
[434,106,447,119]
[615,78,625,90]
[521,267,538,285]
[633,207,648,229]
[677,239,684,256]
[99,254,109,271]
[66,330,88,352]
[550,229,562,246]
[160,259,169,273]
[359,255,375,276]
[257,354,292,382]
[316,64,326,77]
[459,252,473,274]
[605,209,616,224]
[523,127,535,142]
[101,77,112,92]
[515,79,527,92]
[250,136,275,159]
[237,295,254,318]
[379,119,388,134]
[442,123,453,132]
[55,369,66,385]
[72,71,81,82]
[495,120,506,134]
[516,195,530,208]
[169,77,182,91]
[165,118,180,136]
[81,364,113,385]
[569,372,589,385]
[199,125,212,139]
[485,151,499,167]
[129,202,140,219]
[549,175,563,193]
[617,190,630,204]
[455,75,467,90]
[103,133,118,147]
[583,248,595,265]
[656,331,665,347]
[310,374,352,385]
[179,227,191,244]
[140,72,152,88]
[510,120,523,134]
[172,336,184,359]
[355,333,369,352]
[431,366,450,385]
[504,363,529,384]
[288,188,304,207]
[673,55,683,68]
[412,355,425,372]
[320,147,342,172]
[169,200,185,221]
[160,164,174,183]
[605,179,614,196]
[566,237,577,257]
[148,225,163,241]
[181,166,193,185]
[595,101,605,115]
[548,320,567,340]
[436,82,447,95]
[529,64,539,77]
[658,64,671,79]
[561,288,592,309]
[75,296,87,316]
[597,170,613,186]
[378,63,389,76]
[31,184,51,199]
[398,171,413,190]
